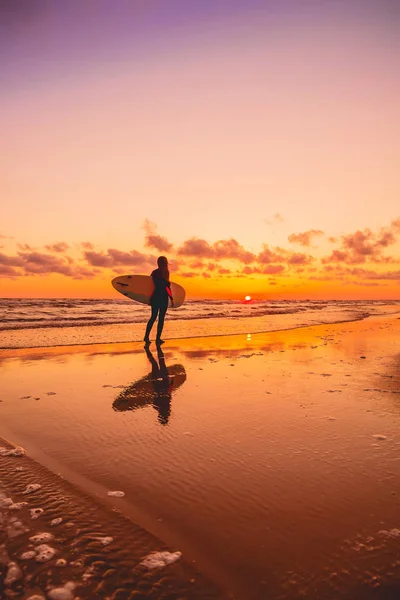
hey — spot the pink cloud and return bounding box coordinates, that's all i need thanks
[189,260,205,269]
[84,249,153,269]
[143,220,173,252]
[287,253,313,265]
[322,222,400,265]
[213,239,255,263]
[0,252,24,267]
[44,242,70,253]
[180,271,197,278]
[257,245,285,264]
[288,229,324,247]
[177,238,215,258]
[177,237,255,263]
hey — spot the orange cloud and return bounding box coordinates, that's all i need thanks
[288,229,324,246]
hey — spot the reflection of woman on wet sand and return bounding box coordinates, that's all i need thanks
[112,346,186,426]
[146,345,172,425]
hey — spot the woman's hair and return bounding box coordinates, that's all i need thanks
[157,256,169,280]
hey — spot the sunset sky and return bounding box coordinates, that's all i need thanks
[1,0,399,299]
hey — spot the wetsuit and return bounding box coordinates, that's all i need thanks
[144,269,173,340]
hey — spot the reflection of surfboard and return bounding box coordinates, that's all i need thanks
[112,364,186,412]
[111,275,185,308]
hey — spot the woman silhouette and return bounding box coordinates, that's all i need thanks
[144,256,174,346]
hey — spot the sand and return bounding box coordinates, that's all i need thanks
[0,439,226,599]
[1,313,400,599]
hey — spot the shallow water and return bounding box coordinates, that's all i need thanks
[1,298,400,348]
[1,316,400,598]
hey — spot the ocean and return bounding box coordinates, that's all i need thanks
[1,298,399,349]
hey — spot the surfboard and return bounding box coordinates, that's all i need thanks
[111,274,186,308]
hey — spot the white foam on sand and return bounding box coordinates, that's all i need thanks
[4,561,23,585]
[0,497,14,508]
[35,543,57,562]
[29,532,54,544]
[23,483,42,494]
[27,596,46,600]
[21,550,37,560]
[98,536,113,546]
[140,550,182,569]
[48,581,76,600]
[10,501,28,510]
[0,446,26,457]
[378,528,400,538]
[56,558,67,567]
[373,434,388,441]
[51,517,63,527]
[30,508,44,520]
[107,490,125,497]
[7,517,29,538]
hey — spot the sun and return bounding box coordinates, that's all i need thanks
[245,295,251,301]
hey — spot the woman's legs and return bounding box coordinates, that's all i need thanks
[156,303,168,341]
[144,304,159,342]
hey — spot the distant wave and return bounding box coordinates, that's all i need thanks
[0,298,399,332]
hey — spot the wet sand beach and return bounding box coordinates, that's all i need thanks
[1,314,400,599]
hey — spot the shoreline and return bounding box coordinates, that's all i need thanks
[2,308,400,350]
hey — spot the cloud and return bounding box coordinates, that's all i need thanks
[177,238,215,258]
[189,260,205,269]
[213,239,255,263]
[257,245,285,264]
[288,229,324,247]
[264,213,285,226]
[17,243,34,251]
[218,267,231,274]
[0,252,24,267]
[84,249,153,268]
[243,264,285,275]
[0,250,98,279]
[177,238,255,263]
[81,242,94,250]
[322,221,400,265]
[0,265,20,276]
[287,253,314,266]
[143,220,173,252]
[179,271,197,278]
[18,251,76,276]
[44,242,70,253]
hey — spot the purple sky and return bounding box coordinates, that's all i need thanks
[2,0,398,88]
